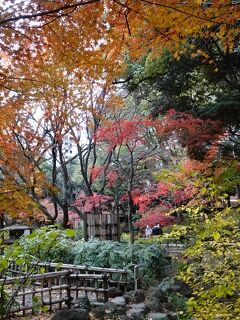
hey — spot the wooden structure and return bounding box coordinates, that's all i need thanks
[30,262,129,294]
[86,213,119,241]
[1,270,71,316]
[0,225,34,245]
[3,262,131,317]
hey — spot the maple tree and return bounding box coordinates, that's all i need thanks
[124,45,240,162]
[131,158,202,231]
[91,107,219,240]
[94,112,160,243]
[1,0,240,102]
[0,2,239,320]
[0,21,122,225]
[69,110,150,240]
[0,0,239,226]
[1,1,240,61]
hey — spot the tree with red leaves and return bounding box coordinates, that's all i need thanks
[153,109,223,161]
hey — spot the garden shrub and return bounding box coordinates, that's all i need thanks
[0,226,75,316]
[149,276,190,318]
[179,205,240,320]
[73,239,168,286]
[18,225,75,263]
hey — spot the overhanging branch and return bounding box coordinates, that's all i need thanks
[0,0,100,26]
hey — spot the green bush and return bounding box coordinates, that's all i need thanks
[18,225,75,263]
[74,226,84,240]
[73,239,168,286]
[0,226,75,316]
[148,276,190,319]
[179,205,240,320]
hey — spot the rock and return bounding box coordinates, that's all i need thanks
[150,286,167,301]
[73,296,91,310]
[118,315,131,320]
[51,308,90,320]
[147,299,164,313]
[171,280,192,298]
[162,302,175,313]
[123,290,145,303]
[106,296,127,315]
[126,308,146,319]
[126,302,149,319]
[91,301,105,308]
[110,296,126,305]
[127,303,147,310]
[147,286,166,312]
[167,312,178,320]
[147,312,168,320]
[108,287,124,298]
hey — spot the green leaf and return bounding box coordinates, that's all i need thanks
[65,229,75,237]
[201,187,207,194]
[213,232,221,241]
[15,258,25,265]
[40,306,49,312]
[0,258,8,270]
[39,267,45,273]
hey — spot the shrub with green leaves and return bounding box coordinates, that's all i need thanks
[0,226,75,316]
[148,276,190,319]
[179,205,240,320]
[73,239,168,286]
[17,225,75,263]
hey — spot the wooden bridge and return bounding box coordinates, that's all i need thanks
[1,262,133,317]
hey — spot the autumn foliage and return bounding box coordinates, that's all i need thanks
[0,0,238,229]
[75,193,113,213]
[0,3,239,320]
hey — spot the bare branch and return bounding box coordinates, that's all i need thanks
[0,0,100,26]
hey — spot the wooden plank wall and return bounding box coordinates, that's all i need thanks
[87,213,119,241]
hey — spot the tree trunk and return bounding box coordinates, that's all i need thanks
[116,205,121,242]
[227,194,231,207]
[0,214,4,229]
[83,213,88,241]
[62,206,69,228]
[128,191,135,244]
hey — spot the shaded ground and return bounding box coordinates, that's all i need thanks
[14,315,52,320]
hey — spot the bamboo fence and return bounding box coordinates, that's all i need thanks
[1,262,131,317]
[86,213,119,241]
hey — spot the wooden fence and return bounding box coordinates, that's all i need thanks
[39,263,128,291]
[0,270,71,316]
[2,262,131,317]
[8,262,129,292]
[86,213,119,241]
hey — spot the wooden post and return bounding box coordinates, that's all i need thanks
[22,286,26,316]
[65,272,72,309]
[134,265,139,291]
[48,279,52,312]
[59,276,62,310]
[41,278,44,307]
[102,274,109,302]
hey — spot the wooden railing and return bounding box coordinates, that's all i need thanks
[32,262,129,292]
[0,270,71,316]
[8,261,129,292]
[2,262,132,317]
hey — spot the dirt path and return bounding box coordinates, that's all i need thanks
[12,313,53,320]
